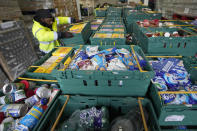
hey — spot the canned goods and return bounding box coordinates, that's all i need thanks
[3,83,25,94]
[36,87,51,98]
[19,105,44,130]
[25,95,39,108]
[0,104,28,118]
[0,94,15,104]
[14,90,26,102]
[15,124,29,131]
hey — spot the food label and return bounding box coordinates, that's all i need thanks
[165,115,185,121]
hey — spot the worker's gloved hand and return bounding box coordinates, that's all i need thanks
[71,18,83,23]
[58,31,73,39]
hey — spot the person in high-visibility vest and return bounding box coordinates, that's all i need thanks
[32,9,79,54]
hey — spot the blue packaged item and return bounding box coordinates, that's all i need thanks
[161,94,176,104]
[135,52,147,68]
[40,98,48,105]
[19,105,44,130]
[98,47,117,55]
[105,55,115,61]
[152,76,168,91]
[169,67,191,86]
[92,54,107,71]
[170,94,190,105]
[163,73,179,91]
[75,51,89,60]
[15,124,29,131]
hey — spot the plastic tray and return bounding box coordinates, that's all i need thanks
[53,45,154,96]
[39,95,160,131]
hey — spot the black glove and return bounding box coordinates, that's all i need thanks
[58,31,73,39]
[71,18,83,23]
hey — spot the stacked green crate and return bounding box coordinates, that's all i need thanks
[52,45,154,96]
[22,47,73,80]
[135,27,197,56]
[124,9,162,33]
[40,95,161,131]
[59,22,92,45]
[95,8,107,17]
[91,18,105,33]
[146,55,197,129]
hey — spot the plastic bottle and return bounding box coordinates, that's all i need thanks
[0,94,15,104]
[19,104,44,130]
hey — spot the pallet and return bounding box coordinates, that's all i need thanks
[0,0,23,21]
[0,21,38,81]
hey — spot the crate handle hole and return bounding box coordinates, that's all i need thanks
[88,99,96,101]
[163,43,166,48]
[83,80,87,86]
[177,43,180,48]
[108,80,111,86]
[184,42,187,48]
[118,106,122,113]
[80,102,86,103]
[95,80,98,86]
[85,105,89,108]
[119,80,123,87]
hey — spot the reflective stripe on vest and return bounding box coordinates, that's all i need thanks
[35,28,43,37]
[40,49,50,53]
[39,41,55,45]
[56,17,59,25]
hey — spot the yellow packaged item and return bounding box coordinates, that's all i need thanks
[45,62,58,74]
[112,34,124,38]
[69,23,86,33]
[52,47,72,57]
[114,29,124,32]
[34,67,47,73]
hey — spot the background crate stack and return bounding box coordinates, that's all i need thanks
[132,26,197,56]
[59,22,92,45]
[53,0,79,20]
[0,0,23,21]
[0,21,38,81]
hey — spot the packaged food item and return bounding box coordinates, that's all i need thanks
[0,104,28,118]
[0,94,15,104]
[161,94,176,104]
[25,95,40,108]
[52,47,72,57]
[91,54,107,71]
[3,83,25,94]
[152,76,168,91]
[107,58,127,71]
[35,87,52,99]
[19,105,44,130]
[86,46,99,57]
[14,90,26,103]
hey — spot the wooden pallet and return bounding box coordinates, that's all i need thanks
[53,0,79,19]
[0,21,38,81]
[0,0,23,21]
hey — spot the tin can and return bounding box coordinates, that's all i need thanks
[3,83,25,94]
[19,105,44,130]
[15,124,29,131]
[0,94,15,104]
[20,80,36,90]
[36,87,51,98]
[0,104,28,118]
[25,95,39,108]
[14,90,26,102]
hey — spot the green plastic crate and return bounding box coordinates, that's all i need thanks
[183,56,197,84]
[39,95,160,131]
[53,45,154,96]
[23,47,72,80]
[59,22,92,45]
[90,33,126,45]
[136,27,197,56]
[95,9,107,17]
[146,55,197,126]
[5,78,61,131]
